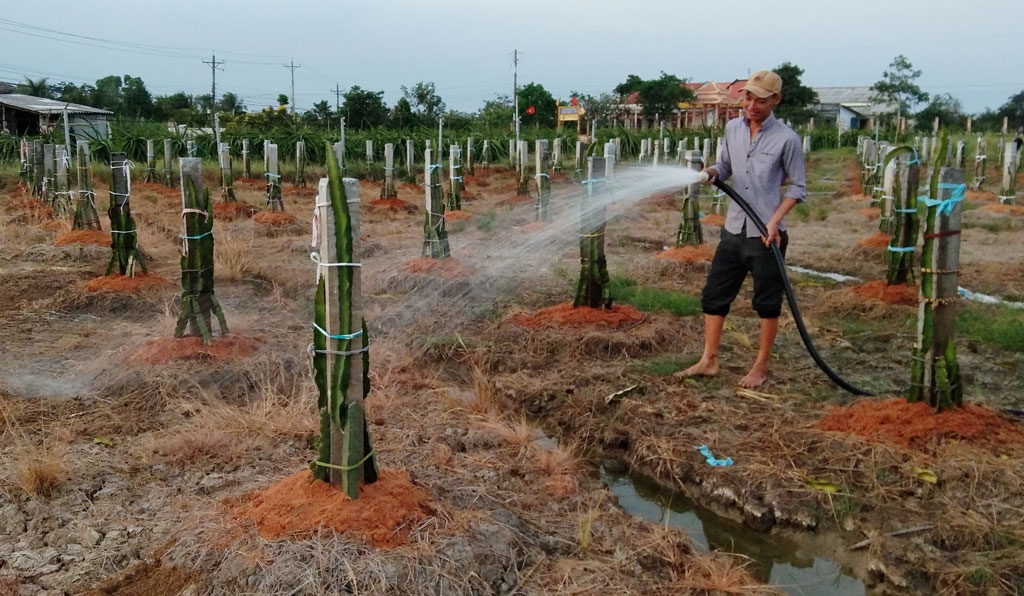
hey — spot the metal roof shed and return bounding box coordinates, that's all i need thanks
[0,94,113,139]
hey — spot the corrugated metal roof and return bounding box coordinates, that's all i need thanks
[0,94,112,115]
[813,86,897,112]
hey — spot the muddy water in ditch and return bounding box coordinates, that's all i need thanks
[600,464,867,596]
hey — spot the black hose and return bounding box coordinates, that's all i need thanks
[712,179,874,396]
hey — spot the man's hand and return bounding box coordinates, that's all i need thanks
[762,218,781,247]
[700,167,718,186]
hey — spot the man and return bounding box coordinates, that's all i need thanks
[679,70,806,388]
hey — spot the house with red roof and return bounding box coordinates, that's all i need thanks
[616,79,747,130]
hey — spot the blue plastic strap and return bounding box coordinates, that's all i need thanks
[182,230,213,240]
[887,246,915,253]
[894,208,918,213]
[917,183,966,215]
[697,444,733,467]
[312,322,363,340]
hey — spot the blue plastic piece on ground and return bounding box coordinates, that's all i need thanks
[697,444,733,466]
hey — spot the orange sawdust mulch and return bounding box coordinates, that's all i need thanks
[655,244,715,264]
[213,202,257,220]
[818,398,1024,450]
[521,221,548,233]
[231,469,430,548]
[508,302,645,329]
[981,203,1024,216]
[133,334,266,365]
[858,207,881,220]
[849,280,918,306]
[405,257,476,280]
[444,210,473,221]
[55,230,110,247]
[369,198,417,213]
[857,231,892,248]
[237,177,264,186]
[700,214,726,226]
[285,186,317,197]
[84,273,171,293]
[253,211,297,226]
[967,190,997,202]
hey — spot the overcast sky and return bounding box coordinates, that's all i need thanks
[1,0,1020,115]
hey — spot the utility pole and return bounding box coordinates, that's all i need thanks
[513,49,520,155]
[284,59,300,114]
[203,52,225,148]
[333,84,344,140]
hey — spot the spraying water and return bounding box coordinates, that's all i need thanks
[362,165,702,343]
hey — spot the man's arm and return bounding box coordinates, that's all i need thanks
[763,135,807,246]
[703,126,731,184]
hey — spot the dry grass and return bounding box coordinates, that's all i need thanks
[14,435,69,496]
[215,231,253,281]
[673,553,773,594]
[474,415,537,454]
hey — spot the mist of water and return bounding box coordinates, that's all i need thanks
[363,165,703,342]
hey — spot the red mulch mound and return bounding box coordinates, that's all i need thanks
[858,207,881,220]
[655,244,715,264]
[285,186,317,197]
[405,257,475,280]
[818,398,1024,450]
[213,202,257,220]
[444,210,473,221]
[237,177,264,186]
[231,469,430,548]
[464,175,490,188]
[981,203,1024,216]
[521,221,548,233]
[497,194,533,207]
[55,230,110,247]
[508,302,645,329]
[133,334,266,365]
[370,198,417,213]
[253,211,297,226]
[700,214,726,226]
[857,232,892,248]
[849,280,918,306]
[84,273,170,293]
[967,190,997,202]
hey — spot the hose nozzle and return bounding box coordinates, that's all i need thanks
[696,171,710,184]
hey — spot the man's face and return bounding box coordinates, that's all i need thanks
[743,91,780,123]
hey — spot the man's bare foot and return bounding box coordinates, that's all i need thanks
[738,364,768,388]
[677,356,719,378]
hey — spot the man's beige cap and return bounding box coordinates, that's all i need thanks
[742,70,782,98]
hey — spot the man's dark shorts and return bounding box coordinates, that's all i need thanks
[700,228,789,319]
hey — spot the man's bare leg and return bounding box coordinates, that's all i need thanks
[739,317,778,388]
[679,314,725,377]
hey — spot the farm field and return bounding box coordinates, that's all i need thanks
[1,144,1023,596]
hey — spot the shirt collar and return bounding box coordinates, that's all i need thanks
[742,112,777,129]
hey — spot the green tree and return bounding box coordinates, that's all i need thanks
[277,94,289,107]
[997,90,1024,131]
[154,92,196,123]
[871,55,929,132]
[915,93,965,132]
[773,62,818,123]
[477,94,514,130]
[401,81,445,121]
[16,77,53,99]
[92,75,124,112]
[390,97,416,128]
[615,72,694,121]
[518,82,556,128]
[570,91,622,126]
[218,92,246,115]
[121,75,154,118]
[53,82,94,106]
[341,85,388,129]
